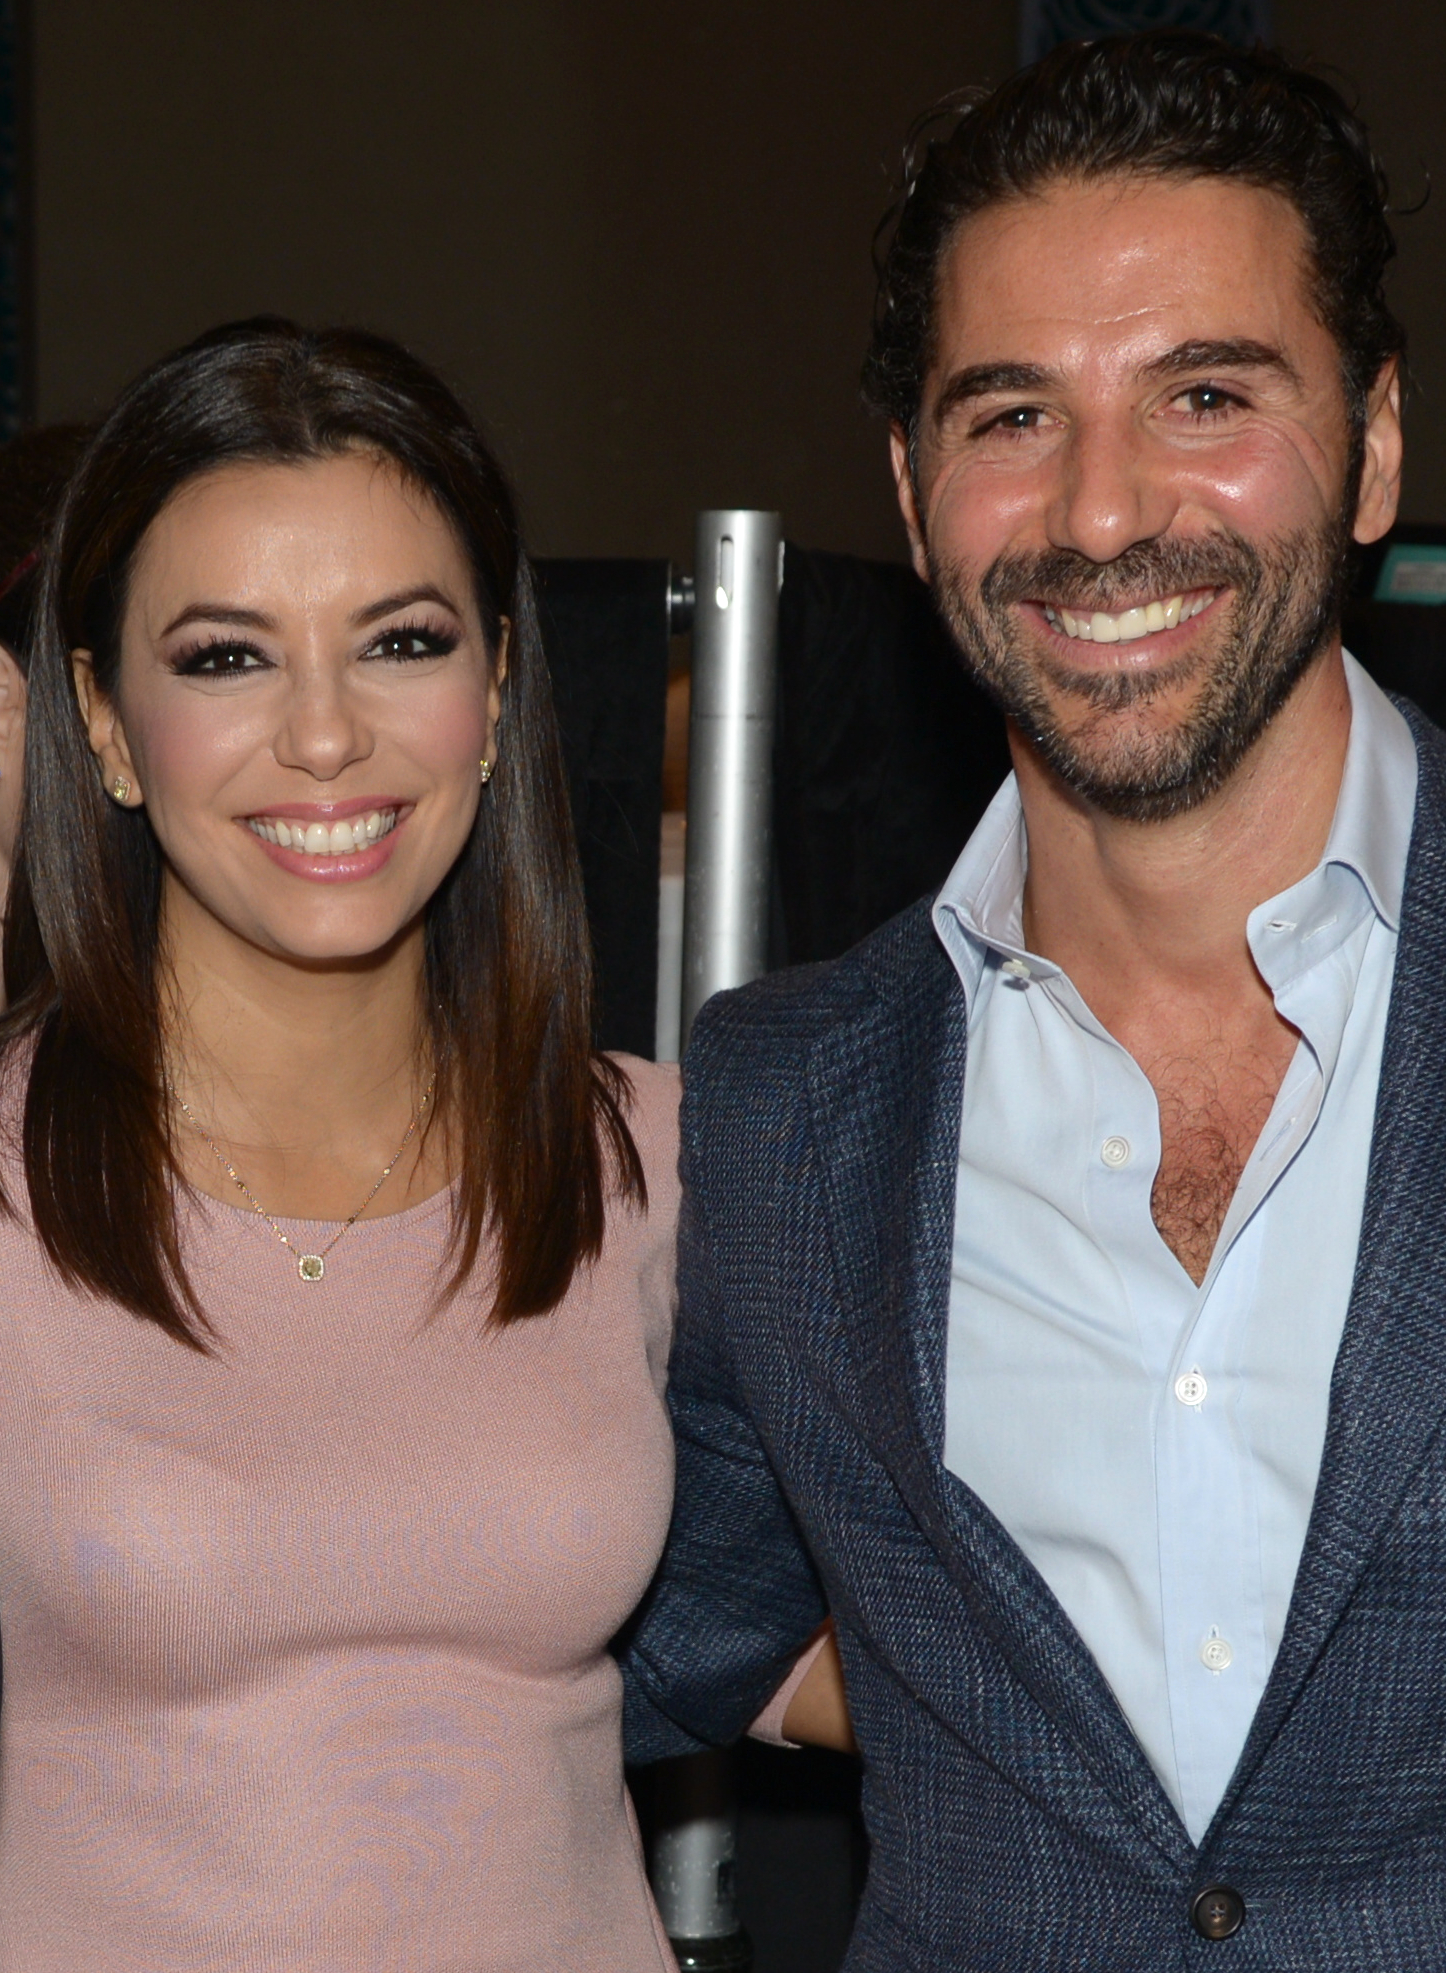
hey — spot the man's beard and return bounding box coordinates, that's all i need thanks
[931,518,1351,822]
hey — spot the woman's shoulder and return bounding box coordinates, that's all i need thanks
[607,1054,679,1150]
[595,1056,678,1378]
[605,1053,680,1218]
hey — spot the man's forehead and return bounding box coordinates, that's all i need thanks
[930,172,1318,375]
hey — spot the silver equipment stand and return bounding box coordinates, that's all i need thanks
[651,1754,751,1972]
[650,509,783,1973]
[680,509,783,1035]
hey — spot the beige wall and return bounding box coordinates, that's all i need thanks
[32,2,1446,565]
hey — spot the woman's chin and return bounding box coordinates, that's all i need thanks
[161,883,425,974]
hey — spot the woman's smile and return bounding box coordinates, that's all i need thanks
[243,797,408,877]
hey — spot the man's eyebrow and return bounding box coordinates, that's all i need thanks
[159,603,279,639]
[1139,339,1303,391]
[929,342,1304,430]
[932,361,1063,425]
[350,583,463,629]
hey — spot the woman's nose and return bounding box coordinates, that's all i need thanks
[271,666,375,780]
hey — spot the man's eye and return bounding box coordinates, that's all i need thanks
[1182,385,1238,416]
[366,625,457,662]
[987,406,1042,433]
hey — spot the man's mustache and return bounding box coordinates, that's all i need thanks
[978,534,1265,616]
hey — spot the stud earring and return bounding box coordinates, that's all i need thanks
[109,775,132,805]
[478,758,494,784]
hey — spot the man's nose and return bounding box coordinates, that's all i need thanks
[272,667,375,780]
[1044,416,1180,564]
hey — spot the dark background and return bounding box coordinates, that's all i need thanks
[28,0,1446,567]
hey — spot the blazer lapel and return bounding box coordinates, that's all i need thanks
[1216,711,1446,1828]
[804,920,961,1461]
[808,908,1193,1869]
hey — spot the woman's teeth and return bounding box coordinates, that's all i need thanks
[1043,591,1215,644]
[247,809,398,855]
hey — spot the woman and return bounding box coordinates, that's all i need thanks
[0,319,687,1971]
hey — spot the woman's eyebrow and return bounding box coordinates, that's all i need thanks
[157,586,464,640]
[350,584,462,628]
[159,603,279,638]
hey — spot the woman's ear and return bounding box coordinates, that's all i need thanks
[0,642,27,772]
[71,649,142,803]
[0,642,27,885]
[485,618,510,760]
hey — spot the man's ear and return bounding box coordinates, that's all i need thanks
[1352,359,1403,546]
[71,649,141,802]
[890,425,931,584]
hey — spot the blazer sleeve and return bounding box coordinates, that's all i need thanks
[618,1045,829,1763]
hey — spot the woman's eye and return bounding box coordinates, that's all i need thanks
[175,642,268,677]
[365,625,457,663]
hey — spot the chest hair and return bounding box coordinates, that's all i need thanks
[1147,1040,1293,1285]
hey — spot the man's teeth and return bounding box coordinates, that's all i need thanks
[1042,592,1215,643]
[247,809,398,854]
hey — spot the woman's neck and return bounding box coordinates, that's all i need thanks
[160,883,448,1219]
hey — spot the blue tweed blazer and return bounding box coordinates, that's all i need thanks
[620,705,1446,1969]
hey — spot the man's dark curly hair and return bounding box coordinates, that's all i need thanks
[863,32,1406,456]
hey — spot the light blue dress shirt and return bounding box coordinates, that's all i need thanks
[935,655,1417,1843]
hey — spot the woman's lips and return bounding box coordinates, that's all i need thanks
[247,806,397,856]
[240,802,410,880]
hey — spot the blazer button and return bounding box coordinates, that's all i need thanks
[1191,1884,1246,1940]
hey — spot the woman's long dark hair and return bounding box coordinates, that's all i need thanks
[0,317,643,1348]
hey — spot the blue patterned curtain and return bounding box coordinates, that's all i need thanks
[1019,0,1272,65]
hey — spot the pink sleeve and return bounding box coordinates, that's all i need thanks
[747,1629,830,1747]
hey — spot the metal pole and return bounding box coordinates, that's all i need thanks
[653,563,696,1065]
[651,511,781,1973]
[651,1755,751,1971]
[680,509,782,1040]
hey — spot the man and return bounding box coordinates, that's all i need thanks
[621,33,1443,1968]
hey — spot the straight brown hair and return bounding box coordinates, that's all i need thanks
[0,317,643,1348]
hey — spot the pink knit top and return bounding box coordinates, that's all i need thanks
[0,1057,680,1972]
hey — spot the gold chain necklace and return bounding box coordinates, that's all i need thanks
[176,1073,437,1283]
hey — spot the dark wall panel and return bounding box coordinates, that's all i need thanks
[31,0,1013,564]
[35,3,1446,559]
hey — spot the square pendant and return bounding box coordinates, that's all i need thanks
[298,1254,325,1283]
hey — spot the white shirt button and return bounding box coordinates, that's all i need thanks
[1100,1135,1131,1168]
[1174,1369,1208,1408]
[1001,957,1032,983]
[1200,1631,1234,1674]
